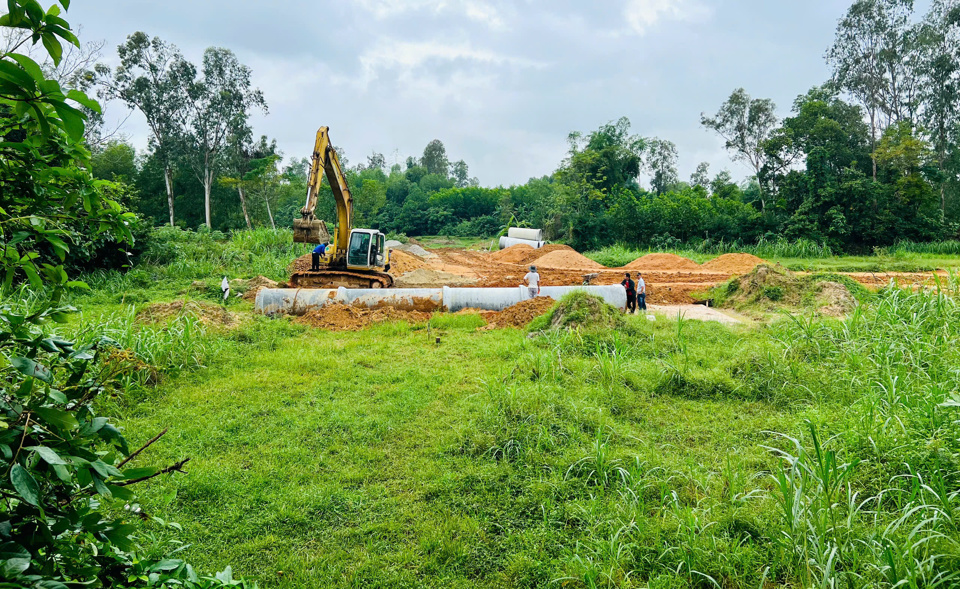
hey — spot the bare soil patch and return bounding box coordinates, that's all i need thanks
[295,303,431,331]
[534,250,605,270]
[701,253,767,274]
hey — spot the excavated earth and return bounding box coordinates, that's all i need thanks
[286,243,950,305]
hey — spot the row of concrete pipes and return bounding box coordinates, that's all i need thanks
[499,227,545,250]
[255,285,627,315]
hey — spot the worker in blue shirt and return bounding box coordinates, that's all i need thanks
[311,243,327,271]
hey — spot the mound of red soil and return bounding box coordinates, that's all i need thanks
[533,250,605,270]
[701,253,766,274]
[624,253,700,271]
[295,303,431,331]
[389,249,428,275]
[490,244,534,264]
[480,297,556,329]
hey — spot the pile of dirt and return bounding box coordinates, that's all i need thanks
[624,253,700,271]
[718,264,858,315]
[137,300,243,328]
[533,250,605,270]
[490,243,534,264]
[389,249,428,275]
[480,297,556,329]
[289,252,315,275]
[701,253,767,274]
[241,276,279,301]
[295,303,431,331]
[543,292,624,330]
[513,244,575,266]
[395,268,477,287]
[393,243,437,259]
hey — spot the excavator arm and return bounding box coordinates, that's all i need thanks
[293,127,353,253]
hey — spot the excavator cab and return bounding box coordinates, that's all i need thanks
[347,230,388,269]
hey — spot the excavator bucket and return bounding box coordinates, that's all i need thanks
[293,217,330,244]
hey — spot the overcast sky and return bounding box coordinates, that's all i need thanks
[68,0,885,187]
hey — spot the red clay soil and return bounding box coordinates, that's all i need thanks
[513,244,576,266]
[624,253,700,271]
[480,297,556,329]
[295,303,431,331]
[701,253,767,274]
[389,250,428,275]
[534,250,605,270]
[490,244,534,263]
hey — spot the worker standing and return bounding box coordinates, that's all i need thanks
[637,272,647,311]
[621,272,637,314]
[523,265,540,299]
[311,243,327,271]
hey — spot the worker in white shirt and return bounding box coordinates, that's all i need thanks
[523,265,540,299]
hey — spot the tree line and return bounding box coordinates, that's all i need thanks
[79,0,960,253]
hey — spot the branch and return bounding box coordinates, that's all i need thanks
[118,428,168,468]
[115,458,190,487]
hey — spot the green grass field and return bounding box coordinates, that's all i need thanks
[62,279,960,588]
[46,230,960,587]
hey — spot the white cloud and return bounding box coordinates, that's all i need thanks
[359,39,540,84]
[355,0,505,28]
[623,0,710,35]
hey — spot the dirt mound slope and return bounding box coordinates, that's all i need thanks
[490,243,534,264]
[295,303,431,331]
[395,268,477,287]
[624,253,700,271]
[137,300,243,328]
[701,253,767,274]
[241,276,279,301]
[533,291,624,331]
[480,297,556,330]
[533,249,605,270]
[514,244,575,266]
[389,249,428,276]
[717,264,861,316]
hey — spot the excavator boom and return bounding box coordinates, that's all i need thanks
[293,126,352,251]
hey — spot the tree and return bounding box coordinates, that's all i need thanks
[367,151,386,171]
[646,138,679,195]
[827,0,916,179]
[421,139,449,177]
[452,159,471,187]
[701,88,778,207]
[185,47,267,228]
[90,140,138,181]
[917,0,960,213]
[690,162,710,188]
[100,32,194,227]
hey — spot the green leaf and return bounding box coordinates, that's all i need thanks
[90,459,121,478]
[25,446,67,465]
[10,357,51,383]
[58,0,69,9]
[40,33,62,66]
[66,280,89,290]
[92,474,111,498]
[65,88,100,113]
[8,53,44,84]
[50,100,84,140]
[0,60,36,88]
[106,484,134,500]
[121,467,158,480]
[32,407,78,430]
[0,541,30,577]
[10,464,39,505]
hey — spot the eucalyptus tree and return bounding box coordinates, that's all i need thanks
[646,138,679,195]
[100,32,194,226]
[186,47,266,228]
[701,88,778,207]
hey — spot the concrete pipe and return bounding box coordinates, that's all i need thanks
[507,227,544,241]
[499,236,544,250]
[256,285,627,315]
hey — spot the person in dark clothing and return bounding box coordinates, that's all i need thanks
[621,272,637,314]
[311,243,327,271]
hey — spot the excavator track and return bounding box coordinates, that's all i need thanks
[289,270,394,289]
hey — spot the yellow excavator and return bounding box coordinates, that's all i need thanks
[291,127,393,288]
